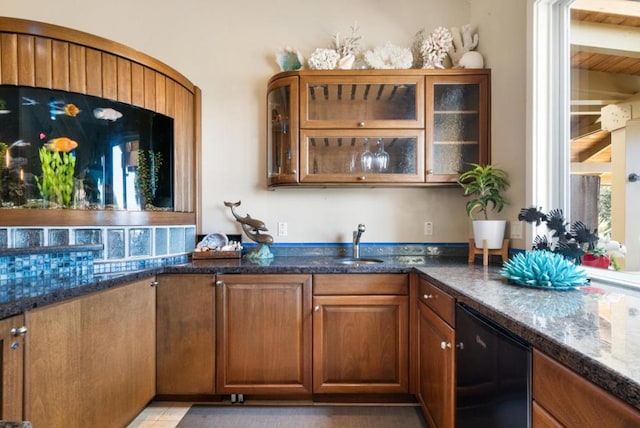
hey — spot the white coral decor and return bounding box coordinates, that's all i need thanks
[364,42,413,70]
[308,48,340,70]
[421,26,453,69]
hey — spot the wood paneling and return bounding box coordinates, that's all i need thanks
[85,47,102,96]
[0,208,195,226]
[144,67,156,110]
[69,44,86,93]
[117,57,131,103]
[34,37,52,88]
[51,40,69,91]
[1,33,18,84]
[101,52,117,100]
[131,62,145,107]
[17,34,34,86]
[0,17,200,226]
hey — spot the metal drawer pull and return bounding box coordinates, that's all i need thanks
[423,294,434,299]
[358,121,366,127]
[10,326,28,336]
[150,280,159,287]
[441,341,451,349]
[456,342,464,350]
[215,280,224,287]
[314,306,321,312]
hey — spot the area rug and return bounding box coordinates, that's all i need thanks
[176,404,428,428]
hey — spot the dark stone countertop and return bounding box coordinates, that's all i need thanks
[2,254,640,410]
[417,265,640,410]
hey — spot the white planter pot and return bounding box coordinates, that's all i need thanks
[472,220,507,249]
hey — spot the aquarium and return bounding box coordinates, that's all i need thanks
[0,85,173,211]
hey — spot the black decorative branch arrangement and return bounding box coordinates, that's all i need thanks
[518,207,599,264]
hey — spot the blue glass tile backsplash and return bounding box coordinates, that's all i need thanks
[155,228,168,256]
[48,229,70,246]
[107,229,125,259]
[14,229,44,247]
[129,228,152,257]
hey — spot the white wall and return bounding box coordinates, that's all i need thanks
[1,0,527,246]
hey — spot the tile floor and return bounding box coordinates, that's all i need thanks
[127,402,192,428]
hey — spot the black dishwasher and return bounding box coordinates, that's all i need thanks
[455,303,532,428]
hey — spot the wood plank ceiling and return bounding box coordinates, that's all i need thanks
[571,2,640,183]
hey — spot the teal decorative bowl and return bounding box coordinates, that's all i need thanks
[500,251,588,290]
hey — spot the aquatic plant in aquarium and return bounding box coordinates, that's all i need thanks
[35,146,76,207]
[0,85,174,211]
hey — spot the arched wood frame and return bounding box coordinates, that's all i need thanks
[0,17,201,227]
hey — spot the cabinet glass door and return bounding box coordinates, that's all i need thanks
[267,76,299,186]
[426,74,489,183]
[300,76,424,129]
[300,130,424,183]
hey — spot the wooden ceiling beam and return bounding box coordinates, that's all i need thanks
[575,134,611,162]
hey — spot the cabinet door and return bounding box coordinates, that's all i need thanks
[300,129,425,184]
[300,75,424,129]
[0,315,25,421]
[156,273,215,395]
[425,72,490,183]
[268,75,299,186]
[216,274,312,395]
[313,295,408,393]
[418,301,455,428]
[25,278,156,428]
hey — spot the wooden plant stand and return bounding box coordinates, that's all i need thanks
[468,239,509,266]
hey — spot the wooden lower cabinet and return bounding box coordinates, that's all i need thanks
[532,349,640,427]
[0,315,25,421]
[417,300,454,428]
[416,276,455,428]
[312,274,409,394]
[24,278,156,428]
[156,273,215,395]
[216,274,312,395]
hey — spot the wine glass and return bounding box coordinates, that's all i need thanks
[359,138,373,173]
[374,138,390,172]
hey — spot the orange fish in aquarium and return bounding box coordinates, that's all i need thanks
[63,103,80,116]
[45,137,78,152]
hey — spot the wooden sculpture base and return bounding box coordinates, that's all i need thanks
[468,238,509,266]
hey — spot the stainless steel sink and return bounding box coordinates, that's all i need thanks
[335,257,384,265]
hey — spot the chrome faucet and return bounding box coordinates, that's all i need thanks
[352,224,366,259]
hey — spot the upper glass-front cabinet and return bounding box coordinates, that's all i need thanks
[425,74,490,183]
[267,70,490,188]
[267,76,299,186]
[300,76,424,129]
[300,130,424,184]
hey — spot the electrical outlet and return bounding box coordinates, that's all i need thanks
[510,221,522,239]
[424,221,433,236]
[277,222,288,237]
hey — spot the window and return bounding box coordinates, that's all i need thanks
[530,0,639,284]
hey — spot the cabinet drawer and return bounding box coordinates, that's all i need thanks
[313,274,408,295]
[533,350,640,427]
[418,277,454,326]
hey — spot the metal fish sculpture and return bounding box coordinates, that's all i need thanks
[224,200,274,245]
[45,137,78,152]
[49,100,80,120]
[93,107,123,121]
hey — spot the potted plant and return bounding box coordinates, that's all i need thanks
[458,163,510,249]
[581,246,610,269]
